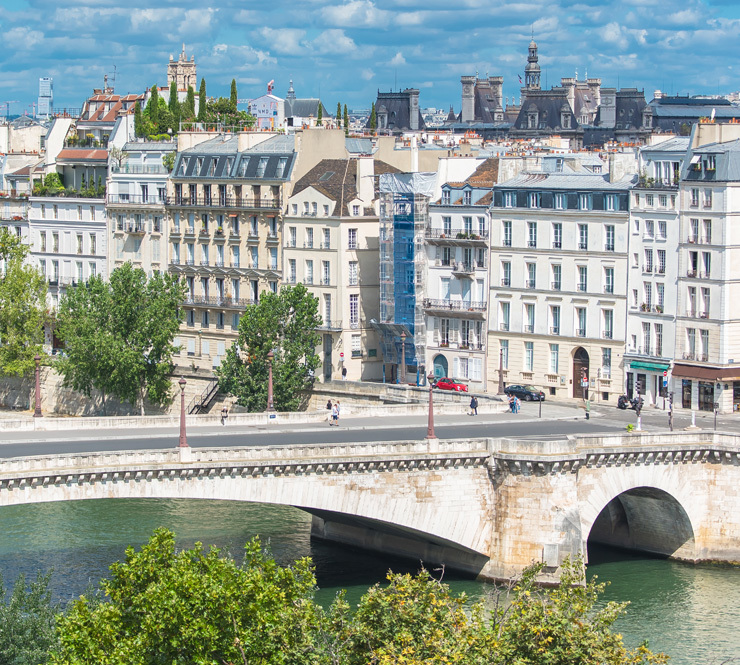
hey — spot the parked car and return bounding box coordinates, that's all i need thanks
[433,377,468,392]
[504,384,545,401]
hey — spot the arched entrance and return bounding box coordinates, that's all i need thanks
[572,347,589,398]
[588,487,695,560]
[433,354,448,379]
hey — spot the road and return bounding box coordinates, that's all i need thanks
[0,399,735,459]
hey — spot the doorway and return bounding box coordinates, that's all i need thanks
[433,354,448,378]
[573,347,590,398]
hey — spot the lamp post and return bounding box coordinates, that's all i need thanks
[399,332,406,386]
[497,347,505,394]
[426,371,436,440]
[178,377,188,448]
[33,354,42,418]
[267,350,275,412]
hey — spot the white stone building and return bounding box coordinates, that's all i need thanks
[624,136,688,406]
[489,157,634,402]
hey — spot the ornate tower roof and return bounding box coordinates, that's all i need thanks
[525,39,541,90]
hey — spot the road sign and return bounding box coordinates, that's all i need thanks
[339,352,344,358]
[581,379,589,388]
[663,370,667,377]
[663,378,668,388]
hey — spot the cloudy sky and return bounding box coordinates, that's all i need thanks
[2,0,740,116]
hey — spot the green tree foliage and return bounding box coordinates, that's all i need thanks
[336,102,342,127]
[55,263,186,414]
[317,101,323,123]
[216,283,321,412]
[146,84,159,130]
[183,85,196,121]
[0,570,61,664]
[162,151,175,173]
[0,229,47,377]
[52,529,325,665]
[370,102,377,131]
[230,78,238,113]
[168,80,180,130]
[133,101,144,137]
[343,104,349,135]
[198,77,207,123]
[32,172,65,196]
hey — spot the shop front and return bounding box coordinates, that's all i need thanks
[671,363,740,414]
[625,359,671,406]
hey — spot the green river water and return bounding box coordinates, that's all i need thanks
[0,498,737,664]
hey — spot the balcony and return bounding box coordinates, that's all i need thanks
[499,322,509,331]
[550,326,560,335]
[551,281,561,291]
[320,278,331,286]
[110,164,169,175]
[316,320,342,331]
[604,285,614,294]
[425,227,489,245]
[183,227,196,238]
[602,330,613,340]
[605,244,615,252]
[525,279,536,289]
[643,265,653,273]
[125,223,146,235]
[683,352,708,362]
[503,238,512,247]
[523,324,534,333]
[107,194,165,205]
[229,231,241,242]
[577,283,587,292]
[527,240,537,248]
[266,232,279,244]
[700,271,711,279]
[500,278,511,287]
[578,242,588,250]
[576,328,586,337]
[656,267,665,274]
[166,196,280,211]
[186,295,257,308]
[452,262,475,276]
[422,298,486,316]
[552,241,562,249]
[320,242,331,250]
[687,269,697,278]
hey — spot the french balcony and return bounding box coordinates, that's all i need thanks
[551,281,561,291]
[125,223,146,235]
[422,298,486,317]
[576,328,586,337]
[166,196,281,211]
[424,227,489,245]
[500,278,511,287]
[452,262,475,276]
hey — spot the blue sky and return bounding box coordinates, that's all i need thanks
[2,0,740,116]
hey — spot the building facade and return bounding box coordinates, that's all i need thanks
[489,160,633,402]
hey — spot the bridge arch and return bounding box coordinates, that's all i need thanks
[585,486,696,560]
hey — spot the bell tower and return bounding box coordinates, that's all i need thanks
[524,39,541,91]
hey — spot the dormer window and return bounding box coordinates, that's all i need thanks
[579,193,592,210]
[504,191,514,208]
[463,190,472,205]
[442,190,450,204]
[528,192,540,208]
[704,155,716,171]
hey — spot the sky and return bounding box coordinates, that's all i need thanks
[2,0,740,116]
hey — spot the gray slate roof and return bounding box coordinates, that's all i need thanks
[497,171,635,190]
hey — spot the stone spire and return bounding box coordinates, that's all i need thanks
[524,38,541,90]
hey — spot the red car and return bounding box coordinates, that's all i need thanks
[433,377,468,392]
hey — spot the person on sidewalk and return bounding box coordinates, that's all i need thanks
[330,402,339,426]
[469,395,478,416]
[342,366,347,381]
[514,396,521,414]
[336,401,341,423]
[508,394,515,413]
[220,406,229,426]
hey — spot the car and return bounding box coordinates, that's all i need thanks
[433,377,468,392]
[504,384,545,401]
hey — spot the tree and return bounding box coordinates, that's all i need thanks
[0,229,47,377]
[370,102,376,131]
[145,84,159,131]
[183,85,196,122]
[108,146,127,170]
[133,101,144,137]
[317,101,323,124]
[0,571,61,664]
[216,284,321,412]
[52,529,327,665]
[55,263,186,415]
[198,77,207,123]
[336,102,342,128]
[230,78,238,113]
[343,104,349,136]
[168,79,180,131]
[162,151,175,173]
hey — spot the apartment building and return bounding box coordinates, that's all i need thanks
[284,156,397,381]
[27,196,107,314]
[167,134,295,369]
[624,137,688,405]
[424,158,497,390]
[671,123,740,413]
[489,158,632,401]
[107,141,174,276]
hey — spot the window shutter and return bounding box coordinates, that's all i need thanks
[453,357,460,377]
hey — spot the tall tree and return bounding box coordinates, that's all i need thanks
[184,85,196,121]
[146,84,159,131]
[317,101,323,124]
[229,78,238,113]
[370,102,376,131]
[197,77,207,122]
[133,101,144,137]
[168,79,180,130]
[52,530,326,665]
[55,263,186,415]
[336,102,342,128]
[216,284,321,412]
[0,229,47,377]
[343,103,349,135]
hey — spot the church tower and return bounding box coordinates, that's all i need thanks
[168,44,197,91]
[524,39,541,90]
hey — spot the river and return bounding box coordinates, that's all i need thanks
[0,498,737,664]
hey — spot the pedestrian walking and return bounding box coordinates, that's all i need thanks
[469,395,478,416]
[341,366,347,381]
[508,394,515,413]
[330,402,339,426]
[514,397,521,414]
[336,401,341,423]
[220,405,229,426]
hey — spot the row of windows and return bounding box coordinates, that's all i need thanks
[499,262,615,294]
[499,191,623,211]
[498,340,613,377]
[498,302,615,340]
[171,242,278,270]
[173,213,277,236]
[500,221,616,251]
[285,226,358,249]
[37,204,101,221]
[39,231,97,255]
[38,258,98,282]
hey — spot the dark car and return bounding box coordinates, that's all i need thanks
[433,377,468,392]
[504,384,545,401]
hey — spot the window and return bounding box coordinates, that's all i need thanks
[633,218,640,234]
[644,282,652,308]
[499,302,510,331]
[38,259,46,278]
[250,246,258,268]
[552,222,562,249]
[646,194,654,207]
[349,294,359,326]
[701,287,710,317]
[348,228,358,249]
[305,227,314,248]
[231,246,240,268]
[550,306,560,335]
[500,340,509,368]
[52,232,59,253]
[644,220,654,239]
[502,221,512,247]
[288,226,297,247]
[579,193,591,210]
[603,309,613,339]
[526,263,536,289]
[348,261,358,285]
[351,334,361,355]
[659,194,667,208]
[501,261,511,287]
[463,190,472,205]
[701,329,709,359]
[657,220,666,240]
[690,188,699,207]
[657,283,665,307]
[657,249,666,274]
[703,189,712,208]
[686,328,696,358]
[644,248,653,272]
[578,224,588,250]
[40,232,46,252]
[462,216,473,234]
[153,238,161,262]
[352,204,360,216]
[270,247,278,270]
[576,308,586,336]
[442,247,452,266]
[524,342,534,371]
[632,288,639,307]
[442,190,451,205]
[604,267,614,294]
[702,219,712,244]
[305,260,314,284]
[577,265,587,292]
[550,344,559,373]
[478,216,486,235]
[527,222,537,248]
[88,262,96,279]
[702,251,711,278]
[602,348,612,378]
[322,228,331,249]
[554,193,565,210]
[442,216,452,235]
[528,192,540,208]
[689,218,699,243]
[322,260,330,285]
[524,303,535,333]
[288,259,296,283]
[605,194,617,211]
[323,293,332,324]
[605,225,614,251]
[324,204,329,216]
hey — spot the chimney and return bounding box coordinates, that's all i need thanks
[587,78,601,107]
[461,76,476,123]
[561,78,575,112]
[408,88,420,131]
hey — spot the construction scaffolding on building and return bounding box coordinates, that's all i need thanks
[373,172,436,384]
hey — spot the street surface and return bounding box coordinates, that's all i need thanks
[0,400,736,459]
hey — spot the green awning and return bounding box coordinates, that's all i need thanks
[628,361,671,372]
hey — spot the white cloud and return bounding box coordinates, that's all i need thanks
[210,43,275,68]
[178,9,215,36]
[4,26,44,49]
[313,29,358,55]
[321,0,389,28]
[389,51,406,66]
[599,22,629,49]
[361,68,375,80]
[260,27,307,55]
[130,8,172,32]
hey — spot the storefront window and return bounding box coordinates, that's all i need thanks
[698,381,715,412]
[682,379,692,409]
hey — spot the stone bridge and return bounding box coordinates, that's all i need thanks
[0,432,738,581]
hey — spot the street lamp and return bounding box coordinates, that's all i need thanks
[426,371,436,440]
[178,377,188,448]
[267,350,275,412]
[33,354,42,418]
[399,332,406,386]
[497,347,505,394]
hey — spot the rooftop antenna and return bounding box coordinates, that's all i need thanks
[394,69,397,90]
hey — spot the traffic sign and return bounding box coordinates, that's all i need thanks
[339,352,344,358]
[581,379,589,388]
[663,370,667,377]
